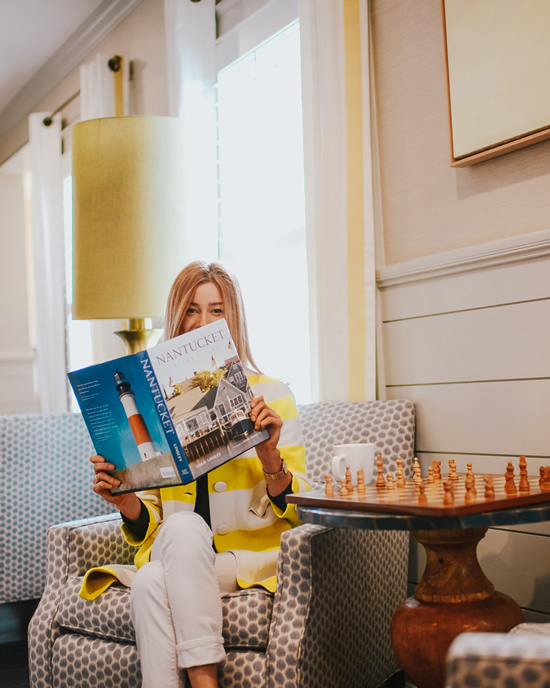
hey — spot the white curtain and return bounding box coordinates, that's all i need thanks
[299,0,377,402]
[80,53,115,120]
[29,114,68,413]
[164,0,218,263]
[79,53,126,364]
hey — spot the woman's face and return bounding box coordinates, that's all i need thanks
[182,281,225,334]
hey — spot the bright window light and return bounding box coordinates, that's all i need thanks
[217,21,312,404]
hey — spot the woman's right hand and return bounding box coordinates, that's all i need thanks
[90,455,141,520]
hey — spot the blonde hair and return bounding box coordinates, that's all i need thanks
[164,261,261,373]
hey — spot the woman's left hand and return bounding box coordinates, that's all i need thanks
[250,395,282,467]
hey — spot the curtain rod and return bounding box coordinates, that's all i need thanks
[43,91,80,127]
[43,54,124,126]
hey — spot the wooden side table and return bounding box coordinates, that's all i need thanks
[288,476,550,688]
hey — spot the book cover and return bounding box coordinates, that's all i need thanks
[68,319,269,494]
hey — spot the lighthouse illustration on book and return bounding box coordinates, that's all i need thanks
[115,370,161,461]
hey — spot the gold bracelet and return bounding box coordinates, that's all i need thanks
[263,459,288,480]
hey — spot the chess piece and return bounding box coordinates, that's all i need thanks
[484,475,495,500]
[504,462,517,497]
[464,473,477,504]
[376,455,385,488]
[396,457,406,488]
[466,462,475,486]
[340,481,349,498]
[427,466,434,484]
[386,472,395,490]
[443,481,454,505]
[413,458,423,487]
[519,455,529,494]
[539,466,550,492]
[325,474,334,497]
[433,460,442,480]
[345,466,353,493]
[418,483,428,506]
[448,459,458,481]
[357,469,366,497]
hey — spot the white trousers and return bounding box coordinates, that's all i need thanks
[130,512,238,688]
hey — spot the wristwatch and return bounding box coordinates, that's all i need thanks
[263,459,289,480]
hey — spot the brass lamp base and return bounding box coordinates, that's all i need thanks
[114,318,163,354]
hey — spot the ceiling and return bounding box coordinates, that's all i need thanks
[0,0,105,116]
[0,0,146,167]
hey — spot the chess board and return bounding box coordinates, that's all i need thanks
[287,466,550,517]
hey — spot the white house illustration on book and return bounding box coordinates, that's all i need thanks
[171,362,254,462]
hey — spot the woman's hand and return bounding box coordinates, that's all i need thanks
[250,396,291,496]
[90,455,141,521]
[250,396,282,461]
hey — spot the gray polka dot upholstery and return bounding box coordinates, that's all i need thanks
[299,399,415,484]
[446,630,550,688]
[0,413,113,603]
[28,400,415,688]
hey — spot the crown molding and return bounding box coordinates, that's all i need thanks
[376,227,550,288]
[0,0,146,139]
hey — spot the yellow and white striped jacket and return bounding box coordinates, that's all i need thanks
[121,374,310,593]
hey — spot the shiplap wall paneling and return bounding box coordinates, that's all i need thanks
[386,381,550,457]
[379,246,550,620]
[384,300,550,385]
[378,232,550,321]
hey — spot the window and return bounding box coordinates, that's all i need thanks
[216,19,312,404]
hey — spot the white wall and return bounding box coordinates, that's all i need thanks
[378,232,550,621]
[0,167,38,412]
[373,0,550,621]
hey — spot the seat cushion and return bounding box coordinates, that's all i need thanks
[52,634,141,688]
[56,576,274,649]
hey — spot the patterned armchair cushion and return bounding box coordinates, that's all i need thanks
[446,629,550,688]
[298,399,415,484]
[0,412,113,603]
[29,399,415,688]
[56,577,273,650]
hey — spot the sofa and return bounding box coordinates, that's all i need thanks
[445,624,550,687]
[29,399,416,688]
[0,413,114,605]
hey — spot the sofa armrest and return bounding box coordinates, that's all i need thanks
[54,512,135,577]
[267,524,409,688]
[445,632,550,688]
[28,513,136,688]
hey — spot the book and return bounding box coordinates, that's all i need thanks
[68,319,269,494]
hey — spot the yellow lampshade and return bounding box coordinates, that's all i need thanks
[72,116,186,320]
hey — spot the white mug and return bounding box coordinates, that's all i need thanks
[331,443,375,486]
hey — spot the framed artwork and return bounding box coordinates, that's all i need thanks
[442,0,550,167]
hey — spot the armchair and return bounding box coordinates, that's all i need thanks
[445,624,550,688]
[29,399,415,688]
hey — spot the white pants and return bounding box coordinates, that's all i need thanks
[130,512,238,688]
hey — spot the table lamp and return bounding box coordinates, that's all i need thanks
[72,116,187,354]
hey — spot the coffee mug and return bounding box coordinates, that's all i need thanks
[331,443,375,486]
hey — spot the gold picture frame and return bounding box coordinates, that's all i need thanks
[442,0,550,167]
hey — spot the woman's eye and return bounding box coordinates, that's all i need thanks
[186,307,198,314]
[212,308,224,315]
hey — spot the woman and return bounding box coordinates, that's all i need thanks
[89,261,310,688]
